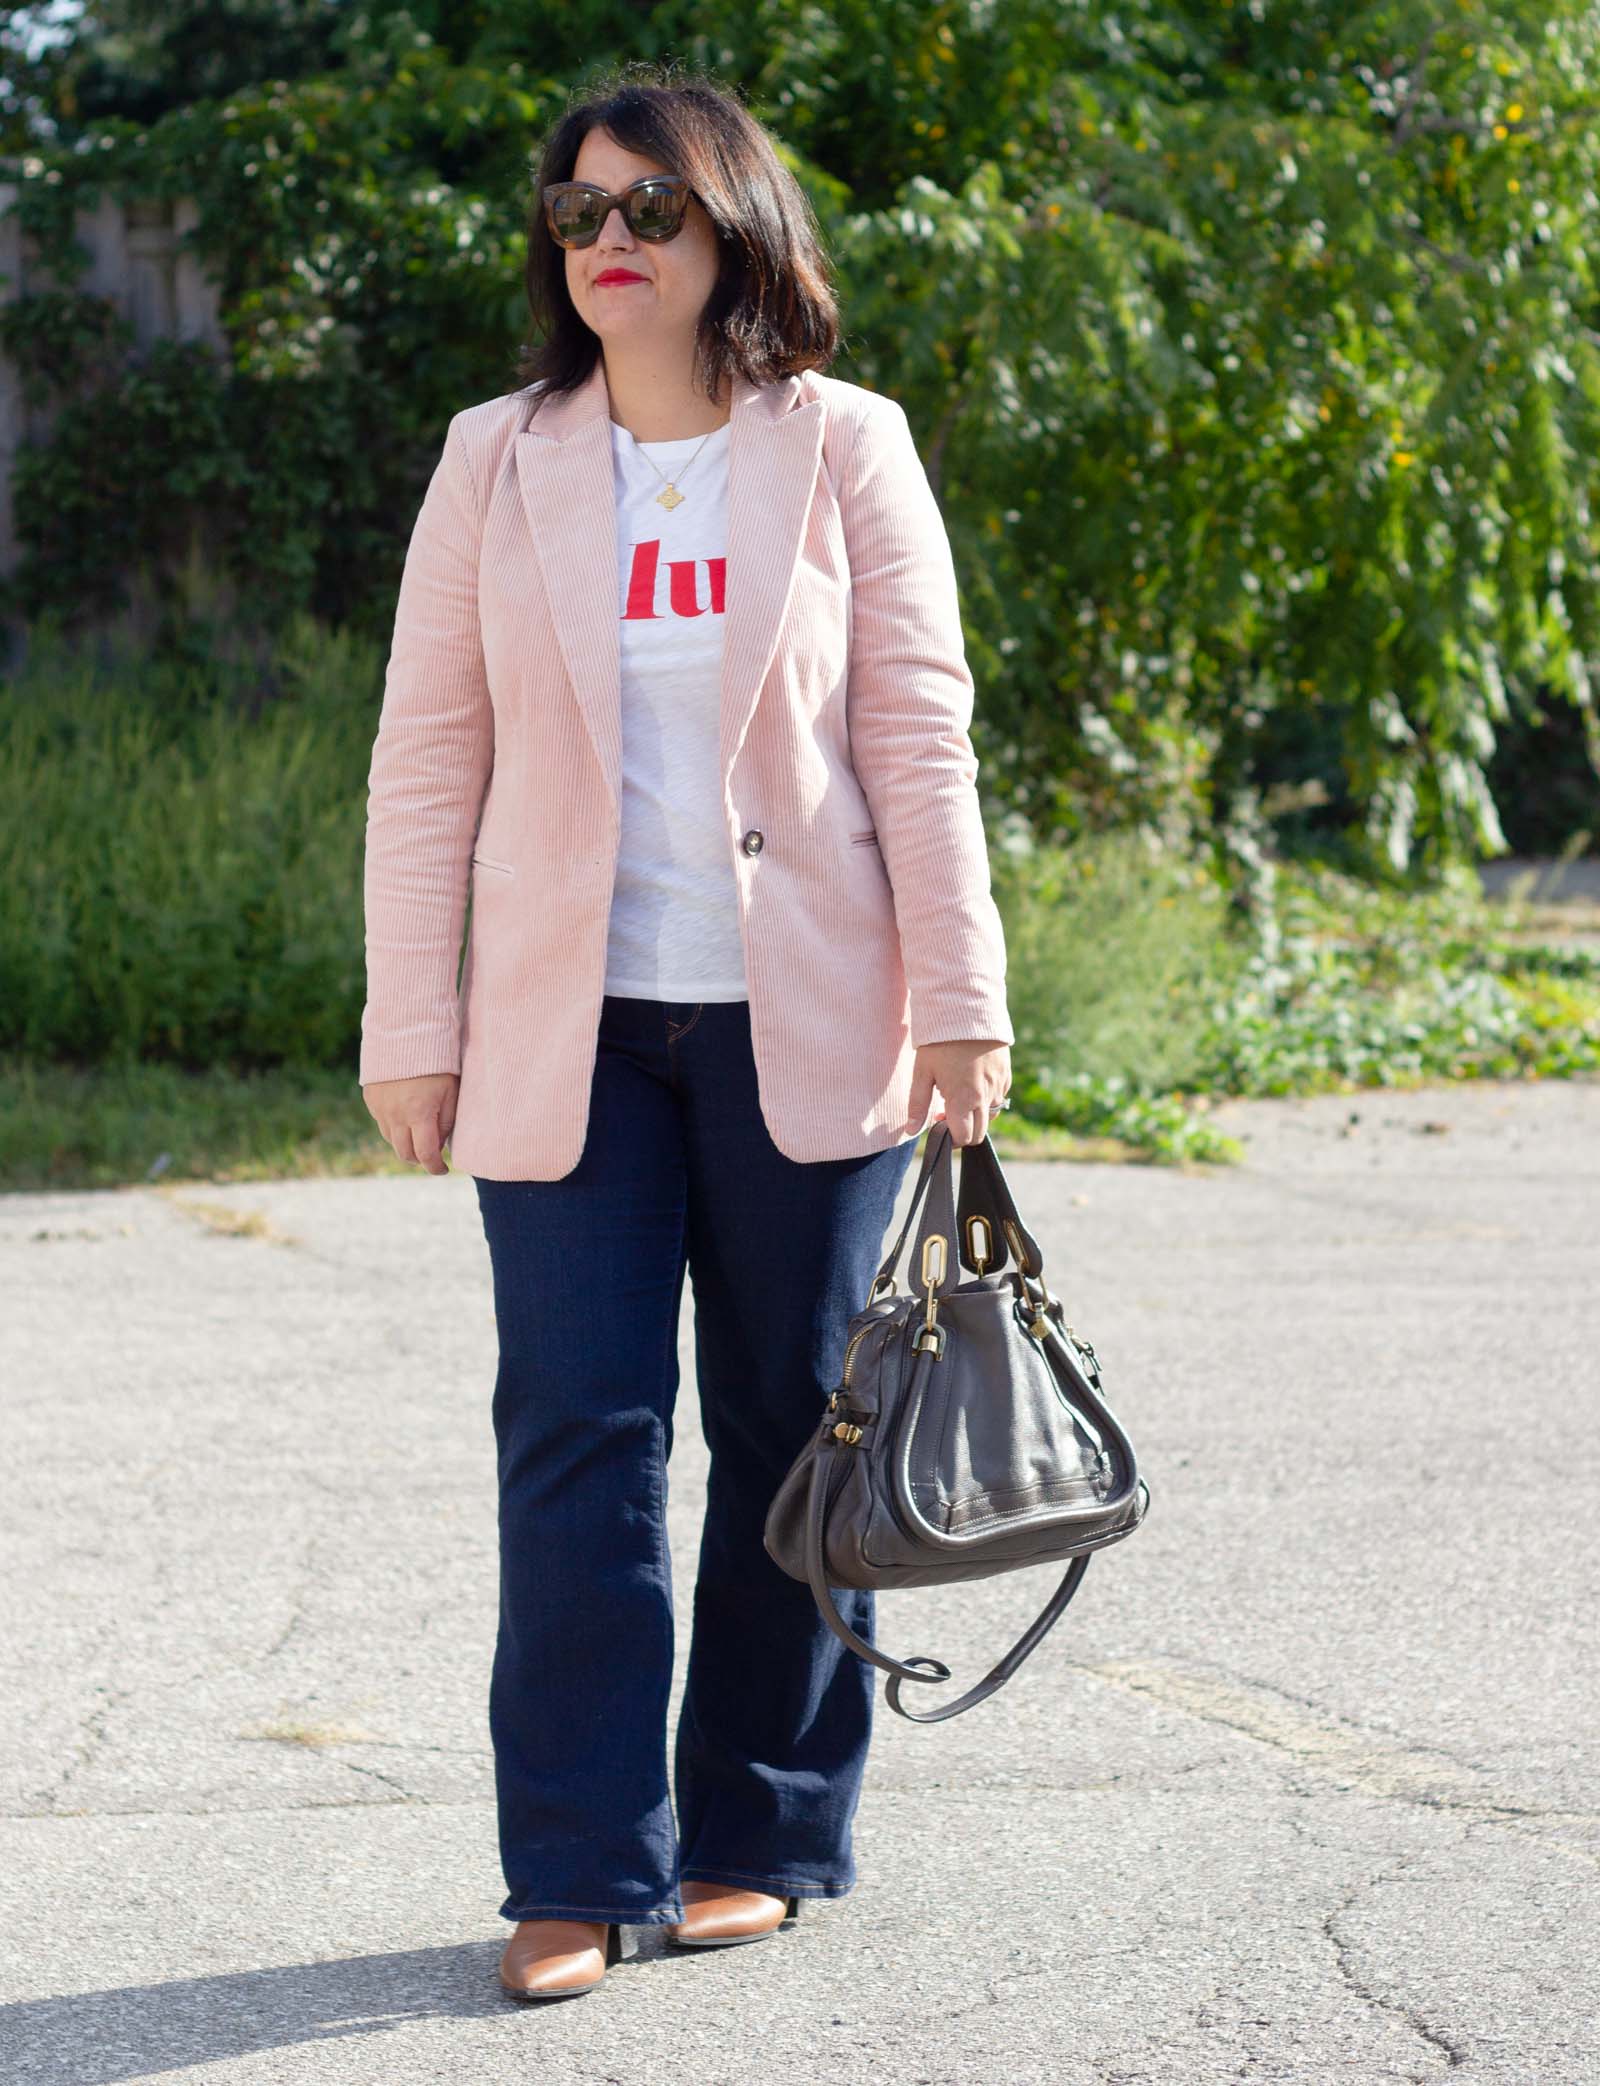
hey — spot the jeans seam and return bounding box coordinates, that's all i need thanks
[664,1002,704,1043]
[654,1188,687,1913]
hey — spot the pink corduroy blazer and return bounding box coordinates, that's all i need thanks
[358,356,1014,1180]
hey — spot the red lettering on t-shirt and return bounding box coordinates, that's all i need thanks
[622,540,726,619]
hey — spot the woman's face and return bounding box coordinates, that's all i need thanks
[562,128,722,360]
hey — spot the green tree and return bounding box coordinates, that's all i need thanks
[4,0,1599,872]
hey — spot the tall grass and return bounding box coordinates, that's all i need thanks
[0,615,383,1069]
[4,615,1592,1191]
[990,826,1249,1093]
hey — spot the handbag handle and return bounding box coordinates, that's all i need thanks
[871,1123,971,1301]
[955,1134,1046,1279]
[918,1127,1048,1289]
[870,1123,1050,1305]
[802,1415,1095,1722]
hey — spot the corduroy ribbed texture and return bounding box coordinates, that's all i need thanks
[359,358,1014,1180]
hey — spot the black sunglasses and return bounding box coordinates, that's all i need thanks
[542,174,698,250]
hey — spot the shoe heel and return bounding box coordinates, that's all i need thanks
[785,1894,801,1921]
[606,1922,624,1965]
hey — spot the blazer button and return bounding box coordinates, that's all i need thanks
[740,828,764,855]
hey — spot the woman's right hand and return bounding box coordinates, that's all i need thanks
[363,1074,460,1175]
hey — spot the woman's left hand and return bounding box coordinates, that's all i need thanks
[906,1039,1012,1146]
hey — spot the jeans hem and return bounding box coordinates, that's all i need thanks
[677,1865,857,1900]
[500,1901,685,1926]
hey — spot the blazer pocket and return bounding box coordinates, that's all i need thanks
[471,853,516,877]
[848,829,880,847]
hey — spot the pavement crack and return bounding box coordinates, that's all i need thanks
[1318,1851,1469,2073]
[0,1796,491,1820]
[261,1534,320,1662]
[28,1683,133,1815]
[345,1739,493,1760]
[1072,1655,1600,1866]
[940,1961,1052,2025]
[339,1758,419,1802]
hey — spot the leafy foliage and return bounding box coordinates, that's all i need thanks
[3,1,1599,867]
[2,616,1595,1184]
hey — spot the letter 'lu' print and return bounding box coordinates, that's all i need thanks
[621,541,727,620]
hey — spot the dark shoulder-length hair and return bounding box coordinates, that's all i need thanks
[511,62,840,409]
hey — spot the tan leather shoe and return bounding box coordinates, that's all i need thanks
[499,1918,622,1999]
[665,1882,801,1948]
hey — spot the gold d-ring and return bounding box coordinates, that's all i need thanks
[913,1234,948,1358]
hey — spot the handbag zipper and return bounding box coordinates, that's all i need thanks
[841,1299,917,1389]
[840,1317,880,1386]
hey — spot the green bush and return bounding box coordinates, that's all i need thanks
[0,613,381,1068]
[1194,861,1600,1091]
[7,7,1600,865]
[3,620,1596,1191]
[991,826,1248,1092]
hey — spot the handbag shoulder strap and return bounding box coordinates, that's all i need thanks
[802,1440,1095,1722]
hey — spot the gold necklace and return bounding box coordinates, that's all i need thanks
[629,420,727,510]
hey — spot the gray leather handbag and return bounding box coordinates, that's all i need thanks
[764,1121,1151,1722]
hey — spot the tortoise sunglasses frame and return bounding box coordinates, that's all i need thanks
[541,174,701,250]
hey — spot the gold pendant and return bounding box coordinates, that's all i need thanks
[656,483,685,510]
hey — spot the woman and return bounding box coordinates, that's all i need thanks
[359,66,1013,2001]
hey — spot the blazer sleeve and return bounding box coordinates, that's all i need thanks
[358,411,494,1086]
[840,397,1014,1050]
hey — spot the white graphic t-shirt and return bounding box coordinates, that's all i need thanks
[602,416,749,1002]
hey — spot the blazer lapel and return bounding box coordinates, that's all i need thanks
[722,371,824,781]
[514,359,825,814]
[514,361,621,808]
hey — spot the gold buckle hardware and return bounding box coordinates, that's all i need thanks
[915,1234,948,1359]
[825,1390,869,1445]
[1017,1268,1054,1341]
[965,1214,992,1275]
[1002,1218,1052,1338]
[1002,1216,1044,1281]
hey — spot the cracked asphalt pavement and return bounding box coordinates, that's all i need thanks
[2,1076,1597,2084]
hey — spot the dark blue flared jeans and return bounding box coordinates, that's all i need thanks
[472,993,918,1926]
